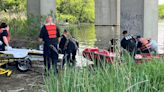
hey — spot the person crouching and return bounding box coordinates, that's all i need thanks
[59,29,78,67]
[136,36,151,54]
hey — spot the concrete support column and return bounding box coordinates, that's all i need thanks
[95,0,120,49]
[27,0,56,16]
[121,0,158,41]
[121,0,144,36]
[144,0,158,40]
[27,0,56,29]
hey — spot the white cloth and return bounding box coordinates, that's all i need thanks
[0,48,43,58]
[0,48,28,58]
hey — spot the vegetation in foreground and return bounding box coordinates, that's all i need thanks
[44,55,164,92]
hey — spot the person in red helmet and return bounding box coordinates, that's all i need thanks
[39,16,61,74]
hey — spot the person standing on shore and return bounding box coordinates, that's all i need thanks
[39,16,61,74]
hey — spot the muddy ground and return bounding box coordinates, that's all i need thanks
[0,61,45,92]
[0,47,91,92]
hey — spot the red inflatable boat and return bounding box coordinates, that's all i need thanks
[135,53,164,64]
[82,48,164,64]
[82,48,115,63]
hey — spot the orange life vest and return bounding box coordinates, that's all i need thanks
[139,38,151,51]
[45,24,57,39]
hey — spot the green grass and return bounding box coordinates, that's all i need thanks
[44,55,164,92]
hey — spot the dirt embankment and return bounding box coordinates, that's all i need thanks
[0,61,45,92]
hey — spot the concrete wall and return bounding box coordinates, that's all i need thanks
[144,0,158,41]
[27,0,56,16]
[95,26,120,49]
[95,0,120,26]
[121,0,144,37]
[95,0,120,49]
[27,0,40,16]
[40,0,56,16]
[121,0,158,41]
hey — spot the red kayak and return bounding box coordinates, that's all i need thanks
[83,48,164,64]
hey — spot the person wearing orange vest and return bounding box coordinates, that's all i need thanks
[0,23,12,51]
[39,16,61,74]
[136,36,151,53]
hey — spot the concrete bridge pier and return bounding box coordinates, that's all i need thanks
[95,0,158,49]
[121,0,158,40]
[27,0,56,25]
[27,0,56,16]
[95,0,120,49]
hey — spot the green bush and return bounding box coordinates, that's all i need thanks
[56,0,95,23]
[57,13,77,23]
[159,4,164,19]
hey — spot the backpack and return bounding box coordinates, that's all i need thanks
[67,38,79,52]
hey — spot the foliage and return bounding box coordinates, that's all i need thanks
[57,13,77,23]
[0,0,26,12]
[56,0,95,23]
[159,4,164,19]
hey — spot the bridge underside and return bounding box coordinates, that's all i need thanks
[27,0,158,49]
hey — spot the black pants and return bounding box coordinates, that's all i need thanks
[43,44,58,73]
[142,49,150,53]
[62,49,77,67]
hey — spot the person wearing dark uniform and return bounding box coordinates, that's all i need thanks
[0,23,11,51]
[121,30,136,56]
[39,16,60,73]
[59,29,78,67]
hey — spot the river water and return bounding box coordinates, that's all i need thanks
[62,24,97,48]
